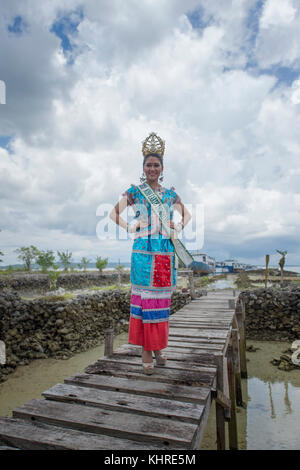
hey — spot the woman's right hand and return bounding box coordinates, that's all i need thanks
[127,218,149,233]
[135,218,149,231]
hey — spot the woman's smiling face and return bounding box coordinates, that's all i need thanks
[143,156,163,184]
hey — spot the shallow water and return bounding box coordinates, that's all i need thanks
[207,276,236,290]
[201,340,300,450]
[0,332,129,418]
[0,332,299,449]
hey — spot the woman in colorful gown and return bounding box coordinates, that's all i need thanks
[110,132,191,374]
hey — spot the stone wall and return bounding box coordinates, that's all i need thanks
[240,285,300,341]
[0,272,131,294]
[0,290,191,383]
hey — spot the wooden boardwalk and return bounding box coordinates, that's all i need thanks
[0,289,246,450]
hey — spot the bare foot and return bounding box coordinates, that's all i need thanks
[142,348,153,363]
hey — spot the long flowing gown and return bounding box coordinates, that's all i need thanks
[123,184,181,351]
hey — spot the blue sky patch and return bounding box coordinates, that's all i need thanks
[245,0,264,48]
[0,135,14,153]
[7,15,27,35]
[186,7,212,30]
[266,65,300,87]
[50,8,84,64]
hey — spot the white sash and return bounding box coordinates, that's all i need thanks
[137,183,194,268]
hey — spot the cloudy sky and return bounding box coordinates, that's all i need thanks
[1,0,300,268]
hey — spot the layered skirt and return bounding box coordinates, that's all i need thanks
[128,239,177,351]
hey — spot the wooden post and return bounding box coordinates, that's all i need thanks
[215,353,226,450]
[265,254,270,288]
[227,345,238,450]
[104,328,114,357]
[231,328,243,407]
[228,299,235,309]
[236,299,247,378]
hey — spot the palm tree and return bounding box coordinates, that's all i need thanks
[96,256,108,274]
[57,250,73,271]
[81,257,90,272]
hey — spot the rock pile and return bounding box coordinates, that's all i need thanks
[0,289,191,383]
[240,285,300,341]
[0,272,131,294]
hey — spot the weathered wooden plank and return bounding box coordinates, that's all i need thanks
[169,323,231,330]
[95,358,217,384]
[176,303,235,308]
[110,350,217,368]
[170,315,233,321]
[111,344,222,360]
[168,334,225,343]
[111,343,223,366]
[171,314,233,320]
[116,338,225,353]
[101,353,217,371]
[192,312,234,316]
[168,327,229,339]
[84,360,216,388]
[163,345,222,358]
[171,317,233,323]
[167,339,224,348]
[170,314,233,320]
[0,417,175,450]
[178,307,234,312]
[104,328,114,357]
[13,399,197,448]
[172,312,234,318]
[65,373,211,404]
[171,320,232,326]
[42,383,205,424]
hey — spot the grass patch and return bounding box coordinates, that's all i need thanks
[234,272,254,290]
[39,293,75,302]
[89,284,131,292]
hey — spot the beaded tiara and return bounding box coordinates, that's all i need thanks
[142,132,165,159]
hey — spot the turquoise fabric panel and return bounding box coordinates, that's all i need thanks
[133,238,175,253]
[172,256,177,285]
[125,184,180,289]
[130,251,152,287]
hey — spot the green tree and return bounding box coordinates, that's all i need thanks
[81,257,90,272]
[96,256,108,274]
[57,250,73,271]
[14,245,39,271]
[36,250,56,273]
[48,268,60,290]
